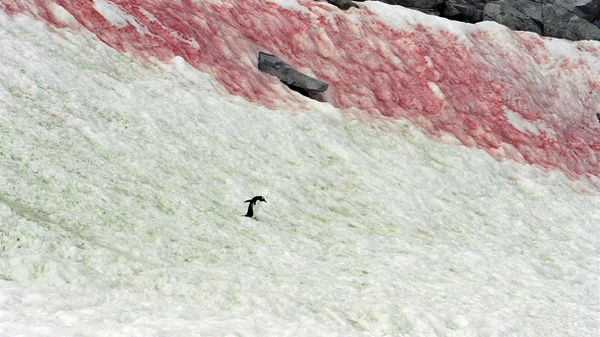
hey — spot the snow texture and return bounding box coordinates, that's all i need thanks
[3,0,599,178]
[0,1,599,336]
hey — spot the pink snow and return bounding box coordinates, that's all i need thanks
[2,0,599,179]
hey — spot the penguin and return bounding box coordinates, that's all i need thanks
[244,196,267,218]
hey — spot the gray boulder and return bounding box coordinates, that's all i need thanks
[484,0,544,34]
[337,0,443,14]
[257,52,329,100]
[356,0,600,40]
[376,0,444,15]
[542,3,600,40]
[550,0,600,22]
[443,0,485,22]
[483,0,600,40]
[377,0,444,8]
[326,0,359,10]
[574,0,600,21]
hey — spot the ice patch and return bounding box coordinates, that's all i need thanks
[169,31,200,50]
[545,38,584,62]
[138,7,158,23]
[503,106,540,135]
[424,56,434,68]
[48,3,79,27]
[428,82,445,99]
[93,0,150,34]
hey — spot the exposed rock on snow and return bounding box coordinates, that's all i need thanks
[325,0,359,10]
[484,0,600,40]
[258,52,329,100]
[378,0,445,8]
[377,0,445,15]
[443,0,485,22]
[366,0,600,40]
[483,0,545,35]
[541,3,600,40]
[558,0,600,22]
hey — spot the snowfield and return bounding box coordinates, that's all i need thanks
[0,1,599,336]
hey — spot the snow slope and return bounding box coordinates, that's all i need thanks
[0,1,599,336]
[3,0,600,178]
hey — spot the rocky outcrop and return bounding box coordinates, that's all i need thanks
[558,0,600,22]
[483,0,544,35]
[314,0,360,10]
[377,0,445,15]
[359,0,600,41]
[257,52,329,100]
[483,0,600,40]
[443,0,485,22]
[326,0,359,10]
[541,2,600,40]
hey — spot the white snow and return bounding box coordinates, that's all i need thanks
[504,106,541,135]
[93,0,150,34]
[269,0,310,13]
[48,3,79,27]
[138,7,158,23]
[0,9,599,337]
[427,81,445,100]
[365,1,477,42]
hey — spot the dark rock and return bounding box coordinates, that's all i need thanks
[363,0,600,40]
[257,52,329,100]
[551,0,600,22]
[443,0,485,22]
[418,8,442,16]
[377,0,444,10]
[483,0,600,40]
[327,0,359,10]
[574,0,600,22]
[373,0,444,15]
[542,3,600,40]
[484,0,544,35]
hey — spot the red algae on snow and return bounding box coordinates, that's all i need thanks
[1,0,599,179]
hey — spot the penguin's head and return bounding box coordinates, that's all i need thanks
[244,196,267,204]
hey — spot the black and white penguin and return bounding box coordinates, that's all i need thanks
[244,196,267,218]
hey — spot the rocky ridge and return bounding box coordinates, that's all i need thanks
[338,0,600,41]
